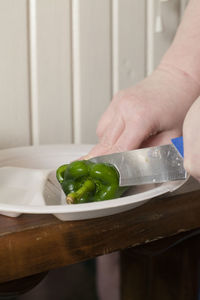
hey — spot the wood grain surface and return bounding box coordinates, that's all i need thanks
[0,190,200,283]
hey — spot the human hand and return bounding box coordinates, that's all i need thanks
[183,97,200,182]
[86,64,200,159]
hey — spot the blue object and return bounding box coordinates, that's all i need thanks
[171,136,184,157]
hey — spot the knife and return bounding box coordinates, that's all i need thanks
[89,136,187,186]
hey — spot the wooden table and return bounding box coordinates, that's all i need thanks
[0,179,200,299]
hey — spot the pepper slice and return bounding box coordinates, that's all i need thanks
[56,160,128,204]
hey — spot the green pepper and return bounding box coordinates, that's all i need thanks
[56,160,128,204]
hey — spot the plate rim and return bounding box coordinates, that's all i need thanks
[0,144,186,215]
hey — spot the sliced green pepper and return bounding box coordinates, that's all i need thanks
[56,160,128,204]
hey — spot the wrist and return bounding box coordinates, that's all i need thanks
[134,64,200,109]
[157,62,200,106]
[160,0,200,88]
[132,65,200,132]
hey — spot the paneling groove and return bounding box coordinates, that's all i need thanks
[113,0,146,90]
[146,0,183,72]
[180,0,189,17]
[146,0,155,75]
[72,0,112,144]
[71,0,81,144]
[154,0,181,68]
[28,0,39,145]
[111,0,119,95]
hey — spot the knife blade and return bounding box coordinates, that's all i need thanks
[89,136,187,187]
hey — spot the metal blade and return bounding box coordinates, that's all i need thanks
[89,144,187,186]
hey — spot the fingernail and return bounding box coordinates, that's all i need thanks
[82,155,92,160]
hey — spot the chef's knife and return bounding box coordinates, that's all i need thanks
[89,136,187,186]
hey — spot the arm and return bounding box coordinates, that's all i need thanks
[183,97,200,181]
[161,0,200,85]
[161,0,200,181]
[87,0,200,164]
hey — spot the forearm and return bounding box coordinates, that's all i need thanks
[130,66,199,134]
[160,0,200,86]
[183,97,200,180]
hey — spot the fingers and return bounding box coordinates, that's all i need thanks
[96,104,115,138]
[141,129,182,148]
[86,114,125,158]
[86,67,193,160]
[108,121,150,153]
[99,114,125,147]
[87,114,154,158]
[87,95,158,158]
[183,97,200,181]
[96,91,125,138]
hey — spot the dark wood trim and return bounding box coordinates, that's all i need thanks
[121,232,200,300]
[0,190,200,283]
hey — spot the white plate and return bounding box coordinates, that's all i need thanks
[0,145,186,221]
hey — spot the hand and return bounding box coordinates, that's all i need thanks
[183,97,200,182]
[86,64,200,159]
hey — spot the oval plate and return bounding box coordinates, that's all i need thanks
[0,145,186,220]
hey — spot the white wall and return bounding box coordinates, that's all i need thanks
[0,0,188,149]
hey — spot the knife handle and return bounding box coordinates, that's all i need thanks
[171,136,184,157]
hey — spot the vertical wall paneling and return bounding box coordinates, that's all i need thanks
[180,0,189,18]
[153,0,181,68]
[33,0,72,144]
[0,0,30,149]
[29,0,39,145]
[146,0,155,75]
[112,0,119,95]
[72,0,81,144]
[113,0,146,90]
[0,1,183,148]
[72,0,112,144]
